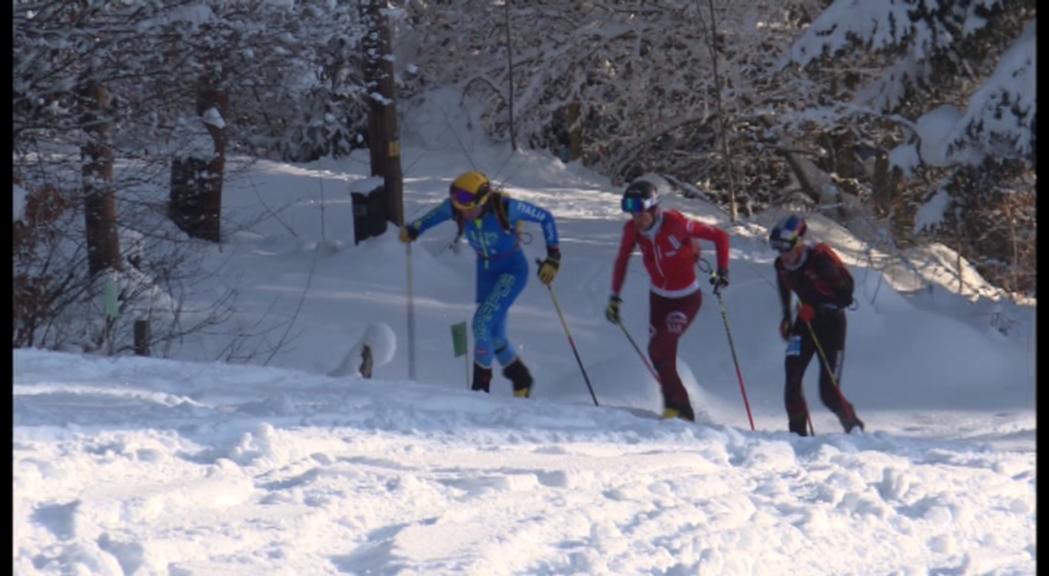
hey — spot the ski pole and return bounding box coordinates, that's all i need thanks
[615,320,660,382]
[537,263,598,406]
[697,258,755,431]
[406,235,417,381]
[802,315,853,423]
[713,289,756,431]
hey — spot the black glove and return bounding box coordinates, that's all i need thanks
[605,295,622,324]
[399,225,420,244]
[779,316,791,341]
[537,248,561,285]
[710,268,729,294]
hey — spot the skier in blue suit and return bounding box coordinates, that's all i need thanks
[400,171,561,397]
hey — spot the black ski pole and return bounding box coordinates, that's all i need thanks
[802,312,855,433]
[537,261,598,406]
[615,320,660,382]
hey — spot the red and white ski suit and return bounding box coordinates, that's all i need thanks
[611,210,730,413]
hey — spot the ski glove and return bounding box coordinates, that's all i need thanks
[710,268,729,294]
[537,248,561,285]
[779,317,791,341]
[797,303,815,324]
[399,225,420,244]
[605,295,622,324]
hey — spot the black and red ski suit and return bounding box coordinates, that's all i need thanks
[775,243,863,435]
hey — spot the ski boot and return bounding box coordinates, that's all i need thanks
[471,362,492,393]
[503,358,533,398]
[843,415,865,434]
[660,404,695,422]
[837,402,865,434]
[787,399,810,436]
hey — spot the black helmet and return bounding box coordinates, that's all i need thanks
[769,214,807,252]
[621,180,659,213]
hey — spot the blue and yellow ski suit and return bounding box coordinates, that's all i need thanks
[409,195,560,368]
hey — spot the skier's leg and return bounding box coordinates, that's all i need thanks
[471,267,499,387]
[491,268,528,368]
[648,291,702,421]
[815,314,863,432]
[486,267,531,396]
[784,325,816,435]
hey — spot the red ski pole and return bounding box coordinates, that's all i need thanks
[714,289,756,431]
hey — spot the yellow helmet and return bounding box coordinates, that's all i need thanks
[449,171,492,210]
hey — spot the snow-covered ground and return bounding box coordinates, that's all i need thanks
[13,94,1036,575]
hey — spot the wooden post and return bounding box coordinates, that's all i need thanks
[195,80,227,242]
[361,0,413,380]
[360,0,404,227]
[359,344,373,379]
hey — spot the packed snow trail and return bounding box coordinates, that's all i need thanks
[14,349,1035,575]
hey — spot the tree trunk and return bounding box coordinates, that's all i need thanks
[361,0,404,227]
[134,319,151,356]
[565,101,583,161]
[871,150,891,217]
[504,0,517,151]
[80,79,121,276]
[705,0,738,222]
[834,131,855,179]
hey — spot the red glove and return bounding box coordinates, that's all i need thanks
[797,303,815,324]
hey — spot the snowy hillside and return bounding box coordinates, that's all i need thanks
[13,96,1035,575]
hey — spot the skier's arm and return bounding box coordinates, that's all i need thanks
[406,199,454,237]
[775,260,792,319]
[686,219,730,272]
[508,199,559,255]
[610,221,637,297]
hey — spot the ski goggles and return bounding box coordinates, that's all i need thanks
[621,195,657,213]
[770,237,796,252]
[450,185,488,210]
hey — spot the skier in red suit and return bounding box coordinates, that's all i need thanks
[605,179,730,422]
